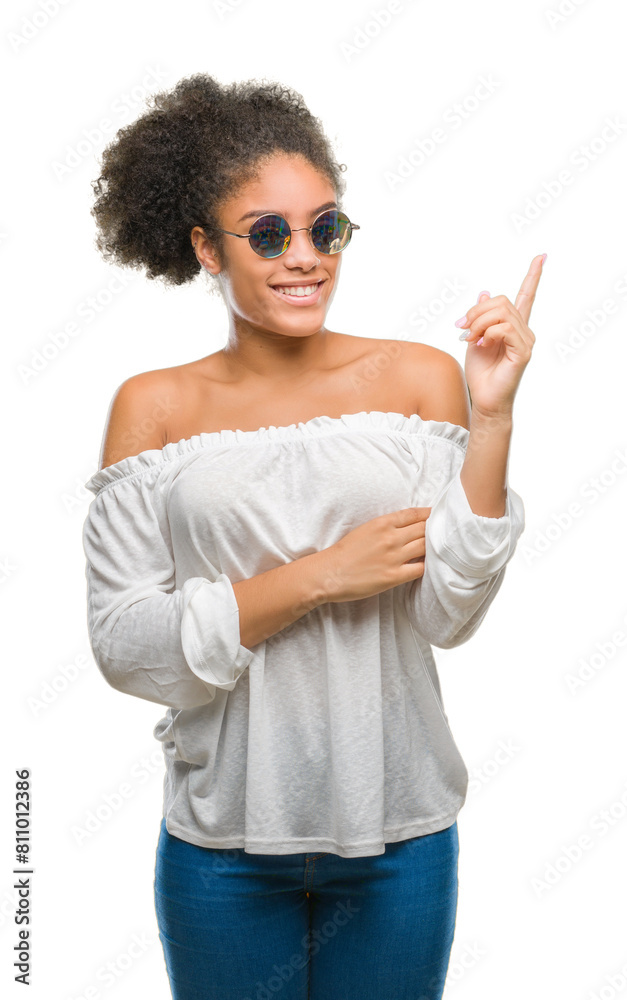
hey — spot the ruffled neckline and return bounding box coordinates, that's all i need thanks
[84,409,469,496]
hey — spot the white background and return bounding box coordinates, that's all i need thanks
[3,0,627,997]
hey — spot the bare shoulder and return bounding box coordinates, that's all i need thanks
[98,367,184,471]
[386,339,471,428]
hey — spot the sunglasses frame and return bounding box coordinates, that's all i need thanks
[201,209,360,259]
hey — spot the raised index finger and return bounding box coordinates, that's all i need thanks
[514,254,546,325]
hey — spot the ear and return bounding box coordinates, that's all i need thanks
[191,225,222,275]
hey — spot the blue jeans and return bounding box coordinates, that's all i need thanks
[153,816,459,1000]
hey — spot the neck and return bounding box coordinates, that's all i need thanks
[220,326,334,384]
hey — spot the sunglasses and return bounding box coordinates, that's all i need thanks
[204,209,360,259]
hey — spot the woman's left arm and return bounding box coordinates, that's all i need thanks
[456,253,545,517]
[403,254,545,649]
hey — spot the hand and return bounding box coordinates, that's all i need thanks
[455,253,545,417]
[320,507,432,603]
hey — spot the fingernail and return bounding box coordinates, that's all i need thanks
[454,315,468,328]
[476,290,490,303]
[458,330,470,341]
[476,336,484,346]
[540,253,547,265]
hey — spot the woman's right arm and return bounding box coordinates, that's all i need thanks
[92,374,338,652]
[83,376,339,711]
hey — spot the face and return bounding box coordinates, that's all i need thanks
[192,153,343,341]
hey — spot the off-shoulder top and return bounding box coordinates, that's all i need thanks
[81,410,525,858]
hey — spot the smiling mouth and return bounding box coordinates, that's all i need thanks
[270,280,325,302]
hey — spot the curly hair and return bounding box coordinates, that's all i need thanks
[90,73,348,293]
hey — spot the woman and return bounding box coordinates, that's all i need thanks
[82,73,542,999]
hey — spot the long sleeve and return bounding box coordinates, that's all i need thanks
[403,446,525,650]
[82,464,257,710]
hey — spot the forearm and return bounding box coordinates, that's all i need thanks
[232,550,331,649]
[459,406,514,518]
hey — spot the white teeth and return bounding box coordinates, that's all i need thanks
[274,283,319,297]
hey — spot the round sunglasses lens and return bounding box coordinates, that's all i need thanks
[312,211,352,254]
[249,215,290,258]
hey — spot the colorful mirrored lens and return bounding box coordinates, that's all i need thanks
[248,211,353,258]
[311,211,351,254]
[249,215,291,258]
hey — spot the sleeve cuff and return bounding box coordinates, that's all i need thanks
[180,573,256,691]
[427,469,525,579]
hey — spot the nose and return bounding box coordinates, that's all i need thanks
[280,226,320,270]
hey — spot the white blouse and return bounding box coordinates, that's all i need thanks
[82,410,525,858]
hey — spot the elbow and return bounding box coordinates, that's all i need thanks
[428,624,481,650]
[403,575,502,649]
[412,619,480,650]
[98,662,217,710]
[90,641,218,711]
[91,651,141,700]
